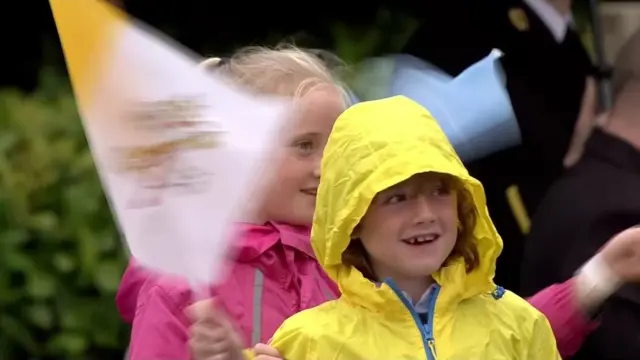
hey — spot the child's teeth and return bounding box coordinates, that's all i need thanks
[405,236,437,244]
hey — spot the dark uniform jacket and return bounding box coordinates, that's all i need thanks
[521,128,640,360]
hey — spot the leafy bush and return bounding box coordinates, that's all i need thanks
[0,70,129,359]
[331,8,418,65]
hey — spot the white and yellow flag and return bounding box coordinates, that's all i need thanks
[50,0,289,287]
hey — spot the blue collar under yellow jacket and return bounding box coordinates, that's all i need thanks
[269,96,560,360]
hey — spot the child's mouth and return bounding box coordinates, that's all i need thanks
[401,234,440,246]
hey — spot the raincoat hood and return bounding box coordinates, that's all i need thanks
[312,95,503,311]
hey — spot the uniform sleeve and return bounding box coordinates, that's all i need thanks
[527,278,598,358]
[128,284,192,360]
[526,314,562,360]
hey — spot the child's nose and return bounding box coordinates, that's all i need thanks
[312,158,321,178]
[414,196,437,224]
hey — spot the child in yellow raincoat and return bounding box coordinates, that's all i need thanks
[267,95,561,359]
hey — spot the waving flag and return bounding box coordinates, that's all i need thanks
[352,50,521,162]
[49,0,289,288]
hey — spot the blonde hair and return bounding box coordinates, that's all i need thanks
[199,45,350,105]
[343,174,481,281]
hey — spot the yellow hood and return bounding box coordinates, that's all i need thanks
[269,96,560,360]
[312,95,503,310]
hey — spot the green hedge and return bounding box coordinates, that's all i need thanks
[0,70,129,359]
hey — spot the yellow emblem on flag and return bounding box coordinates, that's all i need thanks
[115,97,226,208]
[508,8,529,32]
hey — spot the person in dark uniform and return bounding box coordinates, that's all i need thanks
[520,29,640,360]
[400,0,595,292]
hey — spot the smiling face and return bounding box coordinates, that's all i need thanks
[259,85,345,226]
[355,173,460,282]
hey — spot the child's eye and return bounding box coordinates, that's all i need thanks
[295,140,314,154]
[433,188,445,196]
[386,194,407,204]
[432,183,451,197]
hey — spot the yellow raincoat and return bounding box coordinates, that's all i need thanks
[269,96,560,359]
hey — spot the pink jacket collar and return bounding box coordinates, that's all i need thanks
[232,221,313,262]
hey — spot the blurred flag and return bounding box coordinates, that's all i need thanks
[352,50,521,162]
[49,0,289,289]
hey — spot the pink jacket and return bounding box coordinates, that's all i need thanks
[528,278,599,358]
[117,222,338,360]
[117,223,596,359]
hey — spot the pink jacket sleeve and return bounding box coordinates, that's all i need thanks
[128,281,193,360]
[527,278,599,359]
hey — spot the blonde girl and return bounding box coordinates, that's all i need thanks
[116,45,348,360]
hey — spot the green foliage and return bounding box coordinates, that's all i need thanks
[330,9,418,94]
[0,69,129,359]
[331,8,418,65]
